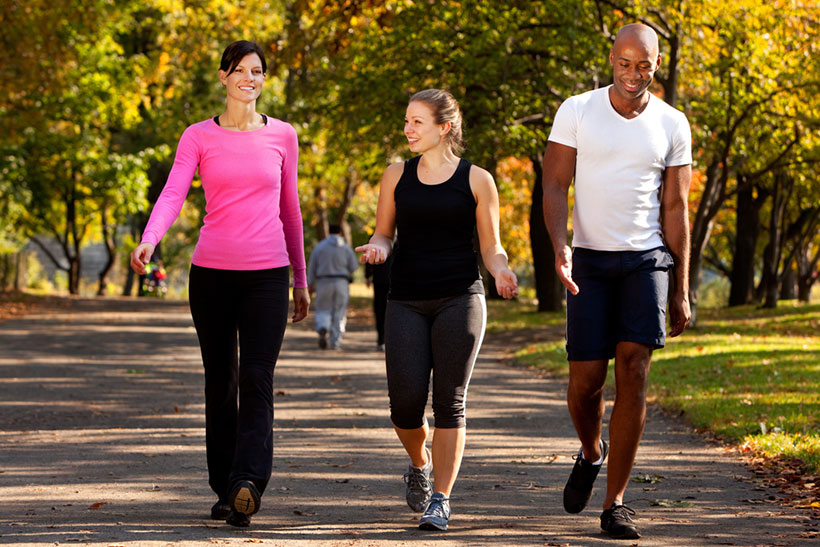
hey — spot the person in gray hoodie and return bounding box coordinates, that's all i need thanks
[307,224,359,349]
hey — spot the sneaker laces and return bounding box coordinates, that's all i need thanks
[403,468,431,491]
[610,504,636,522]
[424,495,450,518]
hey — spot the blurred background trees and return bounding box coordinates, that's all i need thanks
[1,0,817,316]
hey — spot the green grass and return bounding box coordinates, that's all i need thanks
[485,297,565,333]
[498,300,820,473]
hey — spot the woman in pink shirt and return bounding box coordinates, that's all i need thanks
[130,41,309,528]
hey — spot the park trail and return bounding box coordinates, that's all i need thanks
[0,297,816,546]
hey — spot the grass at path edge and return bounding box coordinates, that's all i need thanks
[488,299,820,474]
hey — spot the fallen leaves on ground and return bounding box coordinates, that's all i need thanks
[744,454,820,516]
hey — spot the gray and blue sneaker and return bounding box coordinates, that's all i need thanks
[419,492,450,531]
[402,447,432,512]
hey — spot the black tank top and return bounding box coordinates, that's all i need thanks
[389,156,483,300]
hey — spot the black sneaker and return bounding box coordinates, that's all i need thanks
[226,510,250,527]
[563,440,608,513]
[318,327,328,349]
[419,492,450,531]
[210,500,230,520]
[600,503,641,539]
[228,480,261,527]
[402,447,432,512]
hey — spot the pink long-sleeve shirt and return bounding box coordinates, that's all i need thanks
[141,116,307,288]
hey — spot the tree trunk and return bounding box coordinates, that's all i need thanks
[796,240,820,302]
[14,252,21,291]
[315,186,329,241]
[122,216,142,297]
[529,156,562,311]
[1,254,9,291]
[797,250,818,303]
[97,202,116,296]
[762,171,792,308]
[123,268,135,297]
[660,33,679,107]
[335,173,360,245]
[689,160,727,327]
[63,175,83,295]
[779,262,796,300]
[797,277,815,302]
[728,179,763,306]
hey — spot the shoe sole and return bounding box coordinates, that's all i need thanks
[602,528,641,539]
[230,482,260,516]
[419,519,448,531]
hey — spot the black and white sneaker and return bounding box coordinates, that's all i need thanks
[563,439,608,513]
[600,502,641,539]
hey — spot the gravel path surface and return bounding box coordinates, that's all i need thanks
[0,297,814,546]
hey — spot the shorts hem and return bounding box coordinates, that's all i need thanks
[619,335,665,350]
[566,346,615,362]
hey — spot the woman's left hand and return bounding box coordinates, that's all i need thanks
[292,287,310,322]
[495,268,519,300]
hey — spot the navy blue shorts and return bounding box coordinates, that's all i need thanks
[566,246,674,361]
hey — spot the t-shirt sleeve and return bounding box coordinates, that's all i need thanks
[547,97,578,149]
[141,126,200,246]
[279,123,308,288]
[666,113,692,167]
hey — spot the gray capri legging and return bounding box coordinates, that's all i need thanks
[384,292,487,429]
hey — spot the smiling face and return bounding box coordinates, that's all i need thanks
[219,53,265,104]
[609,27,661,103]
[404,100,449,154]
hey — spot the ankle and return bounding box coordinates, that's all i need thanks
[581,439,605,464]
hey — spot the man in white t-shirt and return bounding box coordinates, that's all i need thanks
[542,23,692,539]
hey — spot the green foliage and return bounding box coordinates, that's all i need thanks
[1,0,817,303]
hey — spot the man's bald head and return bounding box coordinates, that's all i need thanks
[613,24,660,58]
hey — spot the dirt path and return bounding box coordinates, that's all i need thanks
[0,297,815,546]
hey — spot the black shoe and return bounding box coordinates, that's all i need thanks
[318,327,328,349]
[229,480,261,518]
[563,440,608,513]
[210,500,231,520]
[226,510,250,527]
[600,503,641,539]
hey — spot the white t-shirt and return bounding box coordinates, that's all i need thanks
[548,86,692,251]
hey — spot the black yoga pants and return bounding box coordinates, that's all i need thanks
[188,264,290,500]
[384,292,486,429]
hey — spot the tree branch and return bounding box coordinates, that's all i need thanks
[30,236,70,271]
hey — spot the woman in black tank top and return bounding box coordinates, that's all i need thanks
[356,89,518,531]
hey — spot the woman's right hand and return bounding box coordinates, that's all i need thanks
[355,243,388,265]
[130,242,155,275]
